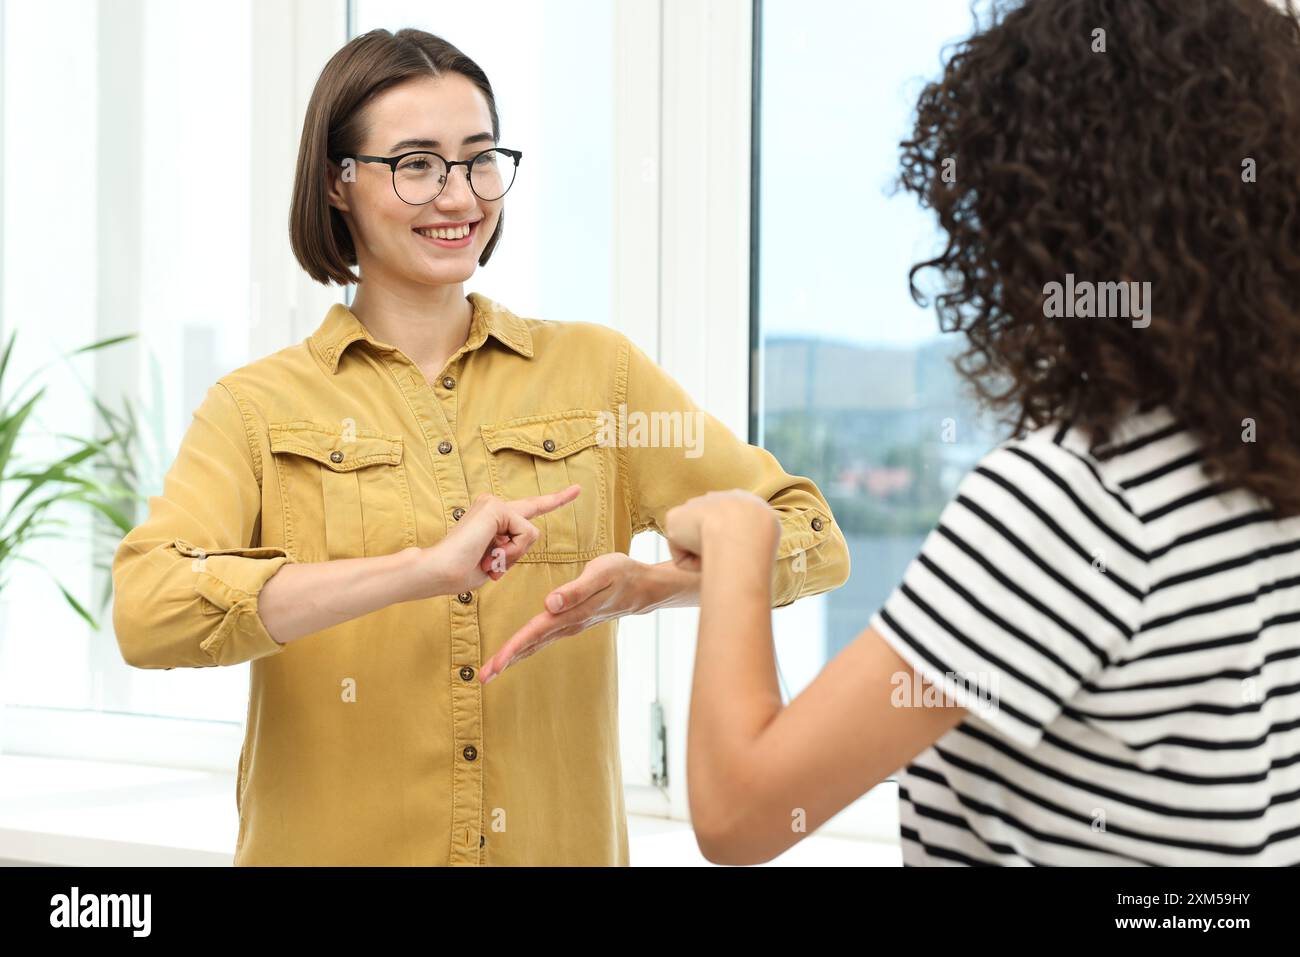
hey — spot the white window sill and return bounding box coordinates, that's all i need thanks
[0,753,901,866]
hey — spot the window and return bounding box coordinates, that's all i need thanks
[0,0,346,766]
[351,0,615,326]
[2,0,266,753]
[1,0,666,792]
[754,0,1002,826]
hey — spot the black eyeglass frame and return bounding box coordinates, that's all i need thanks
[332,147,524,204]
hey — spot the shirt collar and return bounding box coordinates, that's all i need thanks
[311,291,534,374]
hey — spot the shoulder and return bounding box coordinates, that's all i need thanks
[942,412,1170,573]
[521,315,629,353]
[207,342,322,425]
[470,291,634,359]
[961,409,1183,523]
[509,313,636,372]
[216,341,316,393]
[944,407,1206,579]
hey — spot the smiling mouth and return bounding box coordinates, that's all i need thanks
[413,222,476,240]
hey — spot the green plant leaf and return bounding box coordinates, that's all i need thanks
[68,333,138,357]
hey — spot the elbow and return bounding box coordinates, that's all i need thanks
[693,814,783,867]
[694,827,738,866]
[112,600,161,670]
[694,816,750,866]
[111,592,183,670]
[689,764,784,867]
[690,794,742,865]
[688,768,740,864]
[111,547,168,670]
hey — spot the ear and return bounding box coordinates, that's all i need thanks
[325,159,351,213]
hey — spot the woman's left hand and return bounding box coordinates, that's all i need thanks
[478,552,653,684]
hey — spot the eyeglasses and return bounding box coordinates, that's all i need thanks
[335,147,523,204]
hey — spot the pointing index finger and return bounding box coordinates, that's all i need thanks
[512,483,582,519]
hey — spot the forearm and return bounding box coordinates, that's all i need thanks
[636,560,700,611]
[640,553,818,613]
[258,546,434,646]
[687,537,784,839]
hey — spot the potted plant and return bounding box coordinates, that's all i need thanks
[0,329,140,749]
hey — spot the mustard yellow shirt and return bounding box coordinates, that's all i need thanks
[111,292,851,866]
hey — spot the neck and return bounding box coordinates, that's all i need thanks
[349,282,474,378]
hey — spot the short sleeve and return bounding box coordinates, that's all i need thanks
[869,439,1146,749]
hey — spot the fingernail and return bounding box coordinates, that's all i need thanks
[547,593,564,613]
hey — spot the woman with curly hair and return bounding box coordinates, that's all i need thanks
[484,0,1300,865]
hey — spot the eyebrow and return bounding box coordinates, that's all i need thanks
[386,132,496,152]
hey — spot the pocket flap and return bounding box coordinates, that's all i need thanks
[480,409,603,460]
[269,421,403,471]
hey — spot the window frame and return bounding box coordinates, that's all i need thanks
[650,0,899,843]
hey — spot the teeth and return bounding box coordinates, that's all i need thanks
[416,224,471,240]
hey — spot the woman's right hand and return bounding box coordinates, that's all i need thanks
[412,484,582,598]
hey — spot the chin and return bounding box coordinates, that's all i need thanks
[421,260,477,284]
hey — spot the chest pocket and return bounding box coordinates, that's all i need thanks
[268,421,414,563]
[480,409,610,562]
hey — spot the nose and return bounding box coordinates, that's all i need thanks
[435,164,475,209]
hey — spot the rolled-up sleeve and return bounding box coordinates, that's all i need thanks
[111,380,293,668]
[617,336,851,606]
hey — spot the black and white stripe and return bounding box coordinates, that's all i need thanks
[871,406,1300,865]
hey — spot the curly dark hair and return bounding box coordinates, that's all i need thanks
[898,0,1300,517]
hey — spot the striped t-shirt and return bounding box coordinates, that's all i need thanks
[869,405,1300,865]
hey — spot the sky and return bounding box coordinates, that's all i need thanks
[759,0,986,348]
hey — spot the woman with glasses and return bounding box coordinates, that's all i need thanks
[109,27,849,866]
[488,0,1300,866]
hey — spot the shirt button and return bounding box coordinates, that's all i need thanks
[442,375,456,389]
[329,450,344,463]
[811,517,824,531]
[457,591,473,604]
[459,665,475,681]
[452,506,466,521]
[480,835,485,847]
[463,745,478,761]
[542,438,556,453]
[438,440,453,454]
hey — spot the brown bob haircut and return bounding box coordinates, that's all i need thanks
[290,28,505,287]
